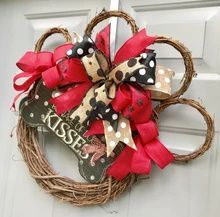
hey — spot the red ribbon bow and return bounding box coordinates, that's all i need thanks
[46,58,92,114]
[12,51,53,108]
[12,43,73,108]
[12,43,92,111]
[109,84,174,179]
[41,43,93,114]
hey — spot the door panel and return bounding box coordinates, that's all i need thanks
[0,1,110,217]
[118,1,220,217]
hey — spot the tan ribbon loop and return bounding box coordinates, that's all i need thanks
[95,50,109,74]
[103,115,137,157]
[82,51,108,83]
[105,80,116,99]
[146,66,174,100]
[94,82,114,104]
[70,84,98,123]
[109,57,144,84]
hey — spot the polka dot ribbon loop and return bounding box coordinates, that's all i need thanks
[104,115,136,157]
[70,49,156,125]
[69,48,157,156]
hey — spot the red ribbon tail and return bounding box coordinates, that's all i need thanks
[12,73,41,107]
[84,120,104,136]
[13,72,40,92]
[130,137,151,174]
[11,91,27,111]
[136,120,158,144]
[144,139,174,169]
[107,146,133,180]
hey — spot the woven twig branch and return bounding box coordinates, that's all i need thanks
[34,27,72,52]
[85,10,139,36]
[17,118,136,206]
[154,98,214,162]
[155,37,196,99]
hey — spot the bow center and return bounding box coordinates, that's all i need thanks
[94,79,116,105]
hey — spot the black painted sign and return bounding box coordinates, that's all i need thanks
[19,81,116,183]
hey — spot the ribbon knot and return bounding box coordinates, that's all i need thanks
[11,51,54,109]
[13,51,54,92]
[12,43,75,109]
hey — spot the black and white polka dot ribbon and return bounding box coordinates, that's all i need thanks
[70,49,156,125]
[68,47,156,156]
[66,35,96,59]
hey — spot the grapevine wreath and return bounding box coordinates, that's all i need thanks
[12,10,214,206]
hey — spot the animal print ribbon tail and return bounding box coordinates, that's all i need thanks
[103,115,137,157]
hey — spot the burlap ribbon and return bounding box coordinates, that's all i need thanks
[70,50,156,156]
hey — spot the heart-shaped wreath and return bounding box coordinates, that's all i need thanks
[13,10,214,206]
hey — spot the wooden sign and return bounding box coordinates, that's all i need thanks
[19,81,117,183]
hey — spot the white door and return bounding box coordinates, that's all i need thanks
[0,0,219,217]
[117,0,220,217]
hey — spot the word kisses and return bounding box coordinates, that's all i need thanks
[42,108,89,159]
